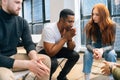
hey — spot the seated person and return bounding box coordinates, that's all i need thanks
[101,61,120,80]
[0,0,51,80]
[36,9,80,80]
[83,3,117,80]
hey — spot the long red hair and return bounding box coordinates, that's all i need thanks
[84,3,116,45]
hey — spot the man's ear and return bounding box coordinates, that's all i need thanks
[60,17,66,23]
[1,0,7,6]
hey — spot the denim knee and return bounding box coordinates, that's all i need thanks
[104,50,117,62]
[68,51,80,62]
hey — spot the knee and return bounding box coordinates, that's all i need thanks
[108,50,117,58]
[71,51,80,61]
[0,67,15,80]
[106,50,117,62]
[43,55,51,69]
[84,50,93,58]
[38,54,51,69]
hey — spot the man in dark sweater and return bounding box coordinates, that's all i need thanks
[0,0,51,80]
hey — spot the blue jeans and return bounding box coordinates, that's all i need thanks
[83,49,117,74]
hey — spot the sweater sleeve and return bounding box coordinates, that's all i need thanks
[112,67,120,80]
[21,20,36,53]
[0,54,15,68]
[102,45,114,53]
[103,25,116,53]
[86,38,94,52]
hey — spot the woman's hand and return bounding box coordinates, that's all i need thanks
[93,48,103,60]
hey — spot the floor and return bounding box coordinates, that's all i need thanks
[51,53,115,80]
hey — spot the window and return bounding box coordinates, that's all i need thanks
[82,0,107,16]
[111,0,120,15]
[111,0,120,52]
[33,0,43,22]
[23,0,32,23]
[23,0,50,34]
[113,17,120,52]
[45,0,50,21]
[80,19,88,46]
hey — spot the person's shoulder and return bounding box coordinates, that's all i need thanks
[43,22,57,32]
[44,22,57,28]
[16,16,24,20]
[15,16,23,19]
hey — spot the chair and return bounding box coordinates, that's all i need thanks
[57,58,66,69]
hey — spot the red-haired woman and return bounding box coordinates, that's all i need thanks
[83,3,117,80]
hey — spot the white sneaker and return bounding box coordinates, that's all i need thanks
[84,74,90,80]
[109,75,114,80]
[109,78,114,80]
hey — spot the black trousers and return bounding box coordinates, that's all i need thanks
[39,47,80,80]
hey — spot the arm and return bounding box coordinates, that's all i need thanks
[21,20,36,53]
[67,40,75,50]
[17,20,50,78]
[0,53,41,71]
[44,37,67,57]
[85,34,102,59]
[86,38,95,53]
[66,28,76,50]
[86,37,104,60]
[13,50,50,79]
[102,25,116,53]
[112,67,120,80]
[105,62,120,80]
[13,57,50,75]
[101,61,120,76]
[44,27,76,57]
[28,50,38,60]
[102,44,114,53]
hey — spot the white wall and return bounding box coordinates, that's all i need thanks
[50,0,81,52]
[74,0,81,52]
[50,0,64,22]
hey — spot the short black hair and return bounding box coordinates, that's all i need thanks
[59,9,74,19]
